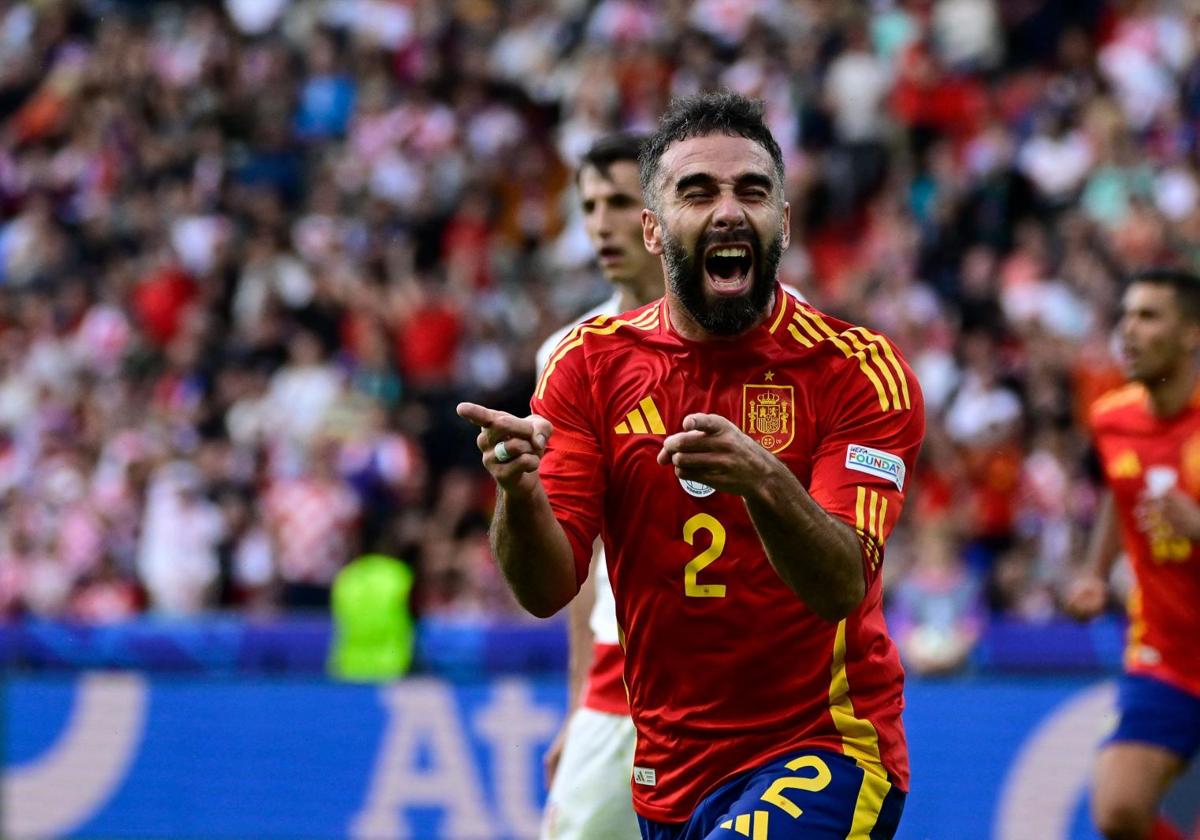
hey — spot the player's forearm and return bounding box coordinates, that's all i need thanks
[743,466,865,621]
[1082,492,1119,579]
[492,484,579,618]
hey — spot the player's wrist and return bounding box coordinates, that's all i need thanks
[498,471,543,499]
[743,456,798,504]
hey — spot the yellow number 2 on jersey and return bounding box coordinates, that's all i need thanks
[683,513,727,597]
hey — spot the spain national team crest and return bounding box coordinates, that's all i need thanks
[742,375,794,453]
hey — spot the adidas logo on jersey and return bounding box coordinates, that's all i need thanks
[1108,450,1142,479]
[633,766,657,786]
[615,396,666,435]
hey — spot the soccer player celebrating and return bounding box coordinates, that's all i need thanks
[1066,269,1200,840]
[460,92,924,839]
[537,133,658,840]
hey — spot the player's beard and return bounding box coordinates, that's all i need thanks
[662,227,781,336]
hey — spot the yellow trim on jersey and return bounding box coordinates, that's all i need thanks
[847,771,891,839]
[536,307,659,399]
[829,620,886,780]
[1125,585,1146,671]
[769,294,791,335]
[1090,383,1147,420]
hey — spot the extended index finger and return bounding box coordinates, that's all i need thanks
[457,402,500,429]
[458,403,540,442]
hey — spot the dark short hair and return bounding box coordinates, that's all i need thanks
[639,91,785,209]
[1131,268,1200,323]
[578,132,647,183]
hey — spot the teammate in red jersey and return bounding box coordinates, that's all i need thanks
[459,92,924,839]
[1067,269,1200,840]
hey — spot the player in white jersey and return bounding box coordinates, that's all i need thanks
[538,133,658,840]
[537,134,806,840]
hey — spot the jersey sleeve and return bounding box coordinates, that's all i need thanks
[807,349,925,587]
[531,338,605,587]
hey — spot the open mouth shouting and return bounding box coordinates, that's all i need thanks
[703,242,754,296]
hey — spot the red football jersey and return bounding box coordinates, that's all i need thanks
[531,287,925,821]
[1089,383,1200,698]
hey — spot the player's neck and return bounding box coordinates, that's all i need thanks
[1146,363,1200,418]
[617,274,661,310]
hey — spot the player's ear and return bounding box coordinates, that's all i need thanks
[642,208,663,255]
[780,201,791,251]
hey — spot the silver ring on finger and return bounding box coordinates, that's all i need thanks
[494,440,513,463]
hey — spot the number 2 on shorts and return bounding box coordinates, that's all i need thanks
[760,755,832,819]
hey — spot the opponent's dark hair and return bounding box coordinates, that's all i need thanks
[1131,268,1200,323]
[578,132,647,183]
[639,91,785,210]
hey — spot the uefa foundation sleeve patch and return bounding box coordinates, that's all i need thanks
[845,444,906,491]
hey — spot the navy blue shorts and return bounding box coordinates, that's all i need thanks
[1109,673,1200,762]
[637,749,905,840]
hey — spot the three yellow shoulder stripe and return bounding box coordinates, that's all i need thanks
[855,486,887,572]
[535,307,660,400]
[1090,383,1145,419]
[615,396,667,435]
[790,307,911,412]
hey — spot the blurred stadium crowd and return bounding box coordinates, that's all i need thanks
[0,0,1193,670]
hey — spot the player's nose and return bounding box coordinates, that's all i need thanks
[711,191,746,229]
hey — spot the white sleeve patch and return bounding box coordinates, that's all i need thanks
[845,444,905,491]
